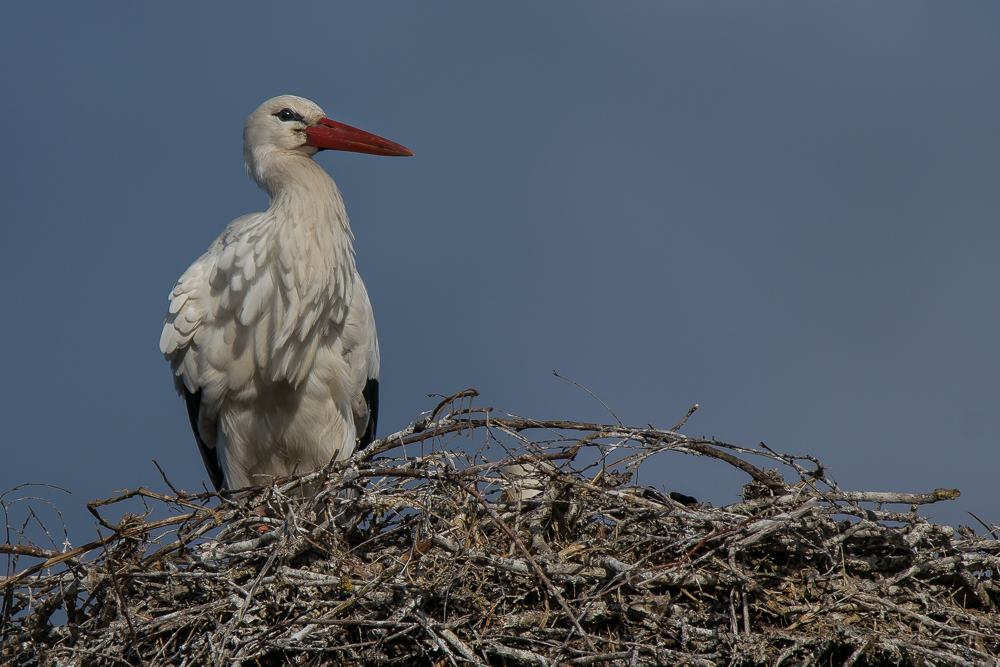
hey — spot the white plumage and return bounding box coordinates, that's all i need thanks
[160,95,412,491]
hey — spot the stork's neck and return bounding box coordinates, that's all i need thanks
[258,153,355,250]
[256,153,358,325]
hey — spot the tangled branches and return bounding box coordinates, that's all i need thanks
[2,390,998,666]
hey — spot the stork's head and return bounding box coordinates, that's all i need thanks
[243,95,413,193]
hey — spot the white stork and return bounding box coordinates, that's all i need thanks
[160,95,412,491]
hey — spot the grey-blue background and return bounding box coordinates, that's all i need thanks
[2,3,997,546]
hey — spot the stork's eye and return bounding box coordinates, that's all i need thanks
[275,108,304,123]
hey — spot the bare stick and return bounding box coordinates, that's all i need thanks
[552,370,622,426]
[152,459,184,497]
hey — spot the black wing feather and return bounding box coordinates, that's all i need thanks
[182,387,226,491]
[358,378,379,449]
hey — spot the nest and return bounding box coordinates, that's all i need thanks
[3,389,999,667]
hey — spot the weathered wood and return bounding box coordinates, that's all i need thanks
[1,393,993,667]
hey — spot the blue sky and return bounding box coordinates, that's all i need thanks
[1,3,998,544]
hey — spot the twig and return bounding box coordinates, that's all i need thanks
[553,370,622,427]
[152,459,184,497]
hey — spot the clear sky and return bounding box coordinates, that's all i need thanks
[1,3,997,544]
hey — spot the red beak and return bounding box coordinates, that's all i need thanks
[305,118,414,157]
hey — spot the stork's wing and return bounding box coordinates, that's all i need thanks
[159,214,268,490]
[344,276,380,450]
[160,237,229,490]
